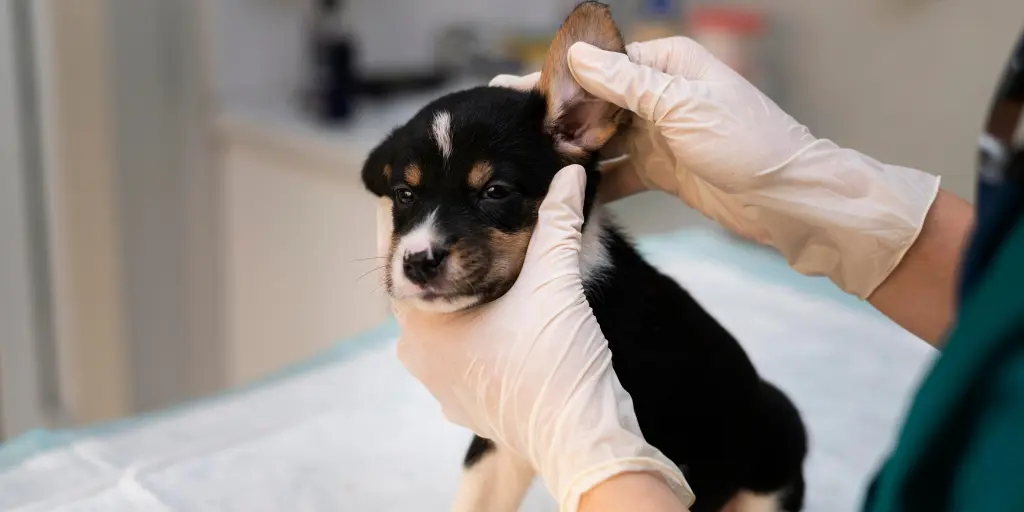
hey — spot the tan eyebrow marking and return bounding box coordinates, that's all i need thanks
[486,227,532,282]
[468,161,494,189]
[405,164,422,186]
[383,164,392,180]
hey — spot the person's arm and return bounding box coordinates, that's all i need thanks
[581,472,690,512]
[867,189,975,347]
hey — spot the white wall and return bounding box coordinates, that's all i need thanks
[33,0,132,425]
[0,0,48,438]
[27,0,222,425]
[106,0,224,413]
[345,0,563,71]
[729,0,1024,201]
[205,0,567,105]
[206,0,308,104]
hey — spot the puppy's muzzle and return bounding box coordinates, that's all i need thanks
[403,246,448,285]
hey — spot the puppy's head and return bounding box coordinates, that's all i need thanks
[362,1,627,312]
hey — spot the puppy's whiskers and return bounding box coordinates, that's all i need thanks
[355,265,387,283]
[456,273,479,299]
[350,256,388,262]
[367,281,387,297]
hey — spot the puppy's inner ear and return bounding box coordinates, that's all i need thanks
[540,2,627,160]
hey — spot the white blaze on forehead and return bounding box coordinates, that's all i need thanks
[432,110,453,161]
[390,209,440,295]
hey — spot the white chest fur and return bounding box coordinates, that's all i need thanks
[580,205,612,290]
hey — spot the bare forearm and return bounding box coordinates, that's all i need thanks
[580,472,690,512]
[868,189,975,347]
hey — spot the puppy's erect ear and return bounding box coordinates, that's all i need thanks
[540,2,627,160]
[362,128,399,197]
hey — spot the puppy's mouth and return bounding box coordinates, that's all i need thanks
[419,290,463,301]
[393,285,483,314]
[387,251,516,314]
[386,245,487,313]
[391,271,517,314]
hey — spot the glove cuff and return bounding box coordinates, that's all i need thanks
[531,369,695,512]
[752,139,942,299]
[557,457,694,512]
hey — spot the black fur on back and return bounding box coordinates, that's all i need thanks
[586,224,807,510]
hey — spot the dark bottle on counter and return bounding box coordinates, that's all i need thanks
[306,0,357,123]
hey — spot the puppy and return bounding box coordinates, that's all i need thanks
[361,3,807,511]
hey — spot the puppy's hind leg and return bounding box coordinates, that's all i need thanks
[737,380,808,512]
[452,435,535,512]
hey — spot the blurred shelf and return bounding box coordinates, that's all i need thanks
[214,81,478,174]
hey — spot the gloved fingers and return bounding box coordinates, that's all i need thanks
[391,292,474,331]
[567,42,681,122]
[375,197,404,320]
[625,37,739,83]
[389,297,410,323]
[395,334,477,430]
[522,165,587,269]
[489,71,541,91]
[376,197,394,259]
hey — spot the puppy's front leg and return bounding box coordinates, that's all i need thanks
[453,436,535,512]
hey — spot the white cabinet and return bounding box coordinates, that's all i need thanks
[218,108,392,385]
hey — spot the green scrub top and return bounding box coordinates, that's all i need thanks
[862,32,1024,511]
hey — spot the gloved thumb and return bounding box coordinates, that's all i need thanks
[376,197,394,259]
[522,164,587,269]
[375,197,411,320]
[568,42,680,122]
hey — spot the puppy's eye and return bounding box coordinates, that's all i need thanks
[394,186,415,205]
[482,184,512,201]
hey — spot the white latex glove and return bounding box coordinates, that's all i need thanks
[380,165,693,512]
[492,37,941,299]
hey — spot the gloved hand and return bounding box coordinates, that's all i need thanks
[380,165,693,512]
[492,37,941,299]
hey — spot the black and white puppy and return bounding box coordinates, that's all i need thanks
[361,3,807,511]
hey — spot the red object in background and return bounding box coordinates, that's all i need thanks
[690,6,765,36]
[687,6,767,87]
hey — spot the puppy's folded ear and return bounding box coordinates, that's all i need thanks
[540,1,628,160]
[362,128,399,196]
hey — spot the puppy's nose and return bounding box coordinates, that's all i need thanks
[403,247,448,285]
